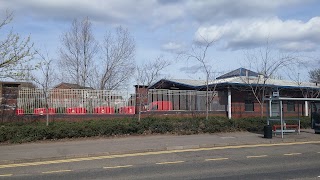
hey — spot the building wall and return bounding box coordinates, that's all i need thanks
[1,83,20,113]
[230,90,306,118]
[0,82,35,115]
[135,85,149,113]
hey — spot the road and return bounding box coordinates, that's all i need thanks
[1,141,320,179]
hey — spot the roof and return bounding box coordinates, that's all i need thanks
[0,81,35,88]
[134,85,149,88]
[149,67,320,91]
[150,77,320,91]
[207,76,319,89]
[54,82,93,89]
[148,79,206,89]
[216,67,260,79]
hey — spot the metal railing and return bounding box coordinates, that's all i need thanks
[147,89,225,111]
[17,88,226,115]
[17,88,136,115]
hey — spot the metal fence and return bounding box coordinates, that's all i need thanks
[16,88,226,115]
[147,89,226,111]
[17,89,136,115]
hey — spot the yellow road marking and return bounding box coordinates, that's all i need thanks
[284,153,302,156]
[103,165,133,169]
[42,170,72,174]
[205,158,229,161]
[1,141,319,169]
[246,155,268,158]
[156,161,185,165]
[0,174,12,177]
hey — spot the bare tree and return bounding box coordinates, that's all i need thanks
[0,10,34,80]
[30,49,56,126]
[59,17,98,87]
[136,55,170,86]
[181,38,216,120]
[309,68,320,83]
[98,26,135,90]
[135,55,170,121]
[286,62,319,98]
[241,42,298,117]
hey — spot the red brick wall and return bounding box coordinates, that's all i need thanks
[135,85,149,113]
[230,90,305,118]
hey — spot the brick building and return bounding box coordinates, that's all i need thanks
[54,82,93,90]
[144,68,320,118]
[0,81,35,115]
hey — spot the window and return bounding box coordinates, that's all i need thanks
[287,101,295,112]
[245,100,254,112]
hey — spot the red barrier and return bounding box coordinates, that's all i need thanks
[16,108,24,115]
[94,106,114,114]
[149,101,173,111]
[66,107,86,114]
[34,108,56,115]
[119,106,135,114]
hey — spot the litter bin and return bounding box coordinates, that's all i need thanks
[264,125,272,139]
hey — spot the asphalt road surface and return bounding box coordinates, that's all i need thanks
[1,141,320,180]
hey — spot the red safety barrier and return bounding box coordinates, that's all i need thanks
[94,106,114,114]
[66,107,86,114]
[149,101,173,111]
[34,108,56,115]
[16,108,24,115]
[119,106,135,114]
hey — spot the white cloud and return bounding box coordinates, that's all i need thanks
[279,42,317,52]
[194,17,320,51]
[161,42,185,53]
[0,0,308,27]
[186,0,305,23]
[1,0,155,24]
[180,64,202,74]
[151,3,185,28]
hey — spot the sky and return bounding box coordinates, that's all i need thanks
[1,0,320,85]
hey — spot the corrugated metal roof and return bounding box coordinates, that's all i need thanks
[152,66,320,90]
[163,76,320,90]
[209,76,320,89]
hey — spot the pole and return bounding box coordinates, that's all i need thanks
[228,87,232,119]
[305,101,309,116]
[267,97,270,125]
[280,100,283,139]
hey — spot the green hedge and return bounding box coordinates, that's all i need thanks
[0,116,312,143]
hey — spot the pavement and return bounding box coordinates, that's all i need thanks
[0,129,319,165]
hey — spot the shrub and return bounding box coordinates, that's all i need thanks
[236,117,265,132]
[203,116,236,133]
[174,118,201,135]
[149,120,174,134]
[0,115,313,144]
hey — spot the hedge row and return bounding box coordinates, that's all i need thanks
[0,116,311,143]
